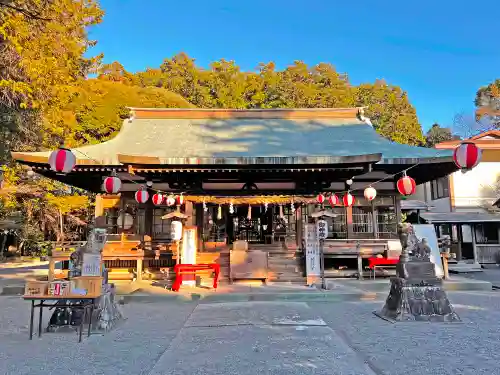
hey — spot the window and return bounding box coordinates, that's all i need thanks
[475,223,499,244]
[376,207,397,239]
[152,207,175,239]
[431,177,449,200]
[352,206,374,236]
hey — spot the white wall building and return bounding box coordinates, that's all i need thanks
[407,131,500,265]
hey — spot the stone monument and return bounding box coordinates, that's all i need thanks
[374,223,460,322]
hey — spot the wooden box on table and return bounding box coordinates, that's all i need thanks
[72,276,103,297]
[24,281,48,297]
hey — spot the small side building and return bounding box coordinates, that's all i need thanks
[412,130,500,265]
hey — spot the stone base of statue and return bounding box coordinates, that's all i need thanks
[374,260,460,323]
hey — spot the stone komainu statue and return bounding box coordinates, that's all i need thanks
[397,222,430,261]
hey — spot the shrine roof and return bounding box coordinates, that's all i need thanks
[12,108,452,167]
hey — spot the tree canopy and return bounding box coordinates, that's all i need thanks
[425,123,459,147]
[475,79,500,129]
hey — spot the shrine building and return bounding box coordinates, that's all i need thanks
[11,108,457,282]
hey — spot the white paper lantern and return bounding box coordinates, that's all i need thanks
[170,220,183,241]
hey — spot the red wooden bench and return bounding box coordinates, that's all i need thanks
[172,264,221,292]
[367,257,399,279]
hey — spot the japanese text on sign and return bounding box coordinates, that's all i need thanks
[317,220,328,240]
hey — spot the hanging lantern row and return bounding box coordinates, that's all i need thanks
[328,194,339,206]
[396,173,416,196]
[103,175,121,194]
[343,192,355,207]
[134,188,149,204]
[152,192,164,206]
[364,186,377,201]
[48,147,76,174]
[453,141,482,172]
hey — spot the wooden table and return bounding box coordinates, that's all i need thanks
[23,295,99,342]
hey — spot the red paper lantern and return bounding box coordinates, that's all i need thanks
[397,174,416,196]
[317,194,325,204]
[103,176,121,194]
[135,189,149,204]
[176,195,184,206]
[343,193,355,207]
[166,195,176,206]
[48,147,76,174]
[328,194,339,206]
[453,142,482,171]
[364,186,377,201]
[152,193,164,206]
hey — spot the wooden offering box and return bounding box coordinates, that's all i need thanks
[24,280,48,297]
[72,276,103,297]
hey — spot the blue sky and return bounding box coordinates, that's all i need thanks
[89,0,499,131]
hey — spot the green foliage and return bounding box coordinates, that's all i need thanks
[63,79,194,145]
[353,80,424,145]
[475,79,500,128]
[102,53,424,145]
[425,123,460,147]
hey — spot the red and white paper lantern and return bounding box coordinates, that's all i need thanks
[396,174,416,196]
[135,189,149,204]
[363,186,377,201]
[176,195,184,206]
[328,194,339,207]
[48,147,76,174]
[165,195,176,207]
[317,194,325,204]
[343,192,355,207]
[152,192,164,206]
[103,176,121,194]
[453,142,482,171]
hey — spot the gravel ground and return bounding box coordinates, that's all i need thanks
[1,291,500,375]
[312,291,500,375]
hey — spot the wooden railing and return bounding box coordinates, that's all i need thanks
[476,244,500,264]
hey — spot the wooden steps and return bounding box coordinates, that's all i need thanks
[247,243,305,284]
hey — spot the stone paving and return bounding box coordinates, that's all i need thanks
[1,291,500,374]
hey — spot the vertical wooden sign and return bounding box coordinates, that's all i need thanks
[305,224,321,286]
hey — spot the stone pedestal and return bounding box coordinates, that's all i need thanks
[374,277,460,322]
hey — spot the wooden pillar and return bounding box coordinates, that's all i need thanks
[94,194,106,228]
[371,201,378,238]
[144,194,153,238]
[346,206,354,238]
[185,201,194,226]
[456,224,463,261]
[48,257,56,282]
[296,206,303,248]
[471,224,479,264]
[136,258,143,282]
[394,195,402,224]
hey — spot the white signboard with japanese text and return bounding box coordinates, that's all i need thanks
[82,253,101,276]
[181,227,198,286]
[317,220,328,240]
[305,223,321,286]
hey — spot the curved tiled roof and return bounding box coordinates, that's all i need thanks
[11,108,452,166]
